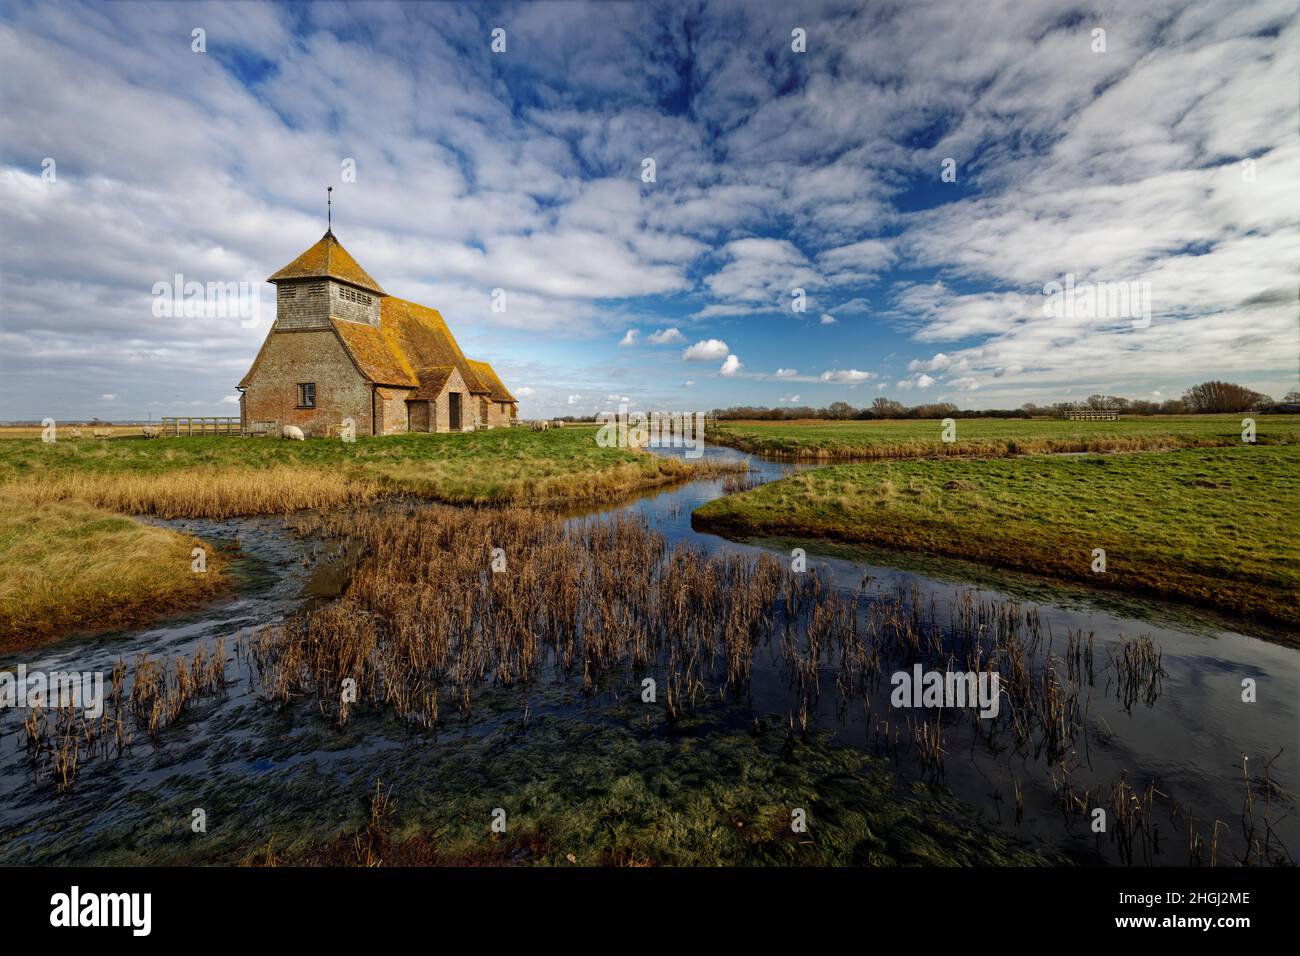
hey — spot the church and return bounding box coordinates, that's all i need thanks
[238,230,517,437]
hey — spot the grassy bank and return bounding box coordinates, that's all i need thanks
[0,428,727,647]
[694,445,1300,626]
[0,427,727,518]
[710,414,1300,460]
[0,493,227,650]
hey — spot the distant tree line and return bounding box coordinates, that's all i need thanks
[711,382,1295,421]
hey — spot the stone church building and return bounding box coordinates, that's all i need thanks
[238,231,517,436]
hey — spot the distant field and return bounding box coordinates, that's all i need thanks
[710,415,1300,460]
[0,424,146,440]
[695,445,1300,627]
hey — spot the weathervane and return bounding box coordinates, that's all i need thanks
[327,186,333,234]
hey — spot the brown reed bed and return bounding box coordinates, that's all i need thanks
[17,504,1288,867]
[2,467,384,520]
[15,639,227,792]
[235,507,1109,780]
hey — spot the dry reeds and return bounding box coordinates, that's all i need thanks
[2,467,383,520]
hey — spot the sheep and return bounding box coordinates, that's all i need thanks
[281,425,305,441]
[551,420,565,428]
[91,428,113,438]
[529,419,550,432]
[140,425,162,439]
[67,427,82,439]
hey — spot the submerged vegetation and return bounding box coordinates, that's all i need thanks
[708,414,1300,460]
[12,504,1288,865]
[694,445,1300,627]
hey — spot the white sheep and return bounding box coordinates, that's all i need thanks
[68,427,82,439]
[281,425,305,441]
[91,428,113,438]
[141,425,162,439]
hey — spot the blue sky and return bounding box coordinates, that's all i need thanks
[1,0,1296,420]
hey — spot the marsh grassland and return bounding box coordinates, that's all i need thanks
[0,428,735,646]
[0,494,226,651]
[695,444,1300,627]
[709,414,1300,460]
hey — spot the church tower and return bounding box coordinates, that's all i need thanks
[267,230,386,330]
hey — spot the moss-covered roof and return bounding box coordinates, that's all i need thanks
[330,319,418,387]
[380,296,491,395]
[409,366,458,400]
[466,359,517,403]
[268,231,386,295]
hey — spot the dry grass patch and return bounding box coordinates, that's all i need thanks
[2,466,385,520]
[0,493,228,649]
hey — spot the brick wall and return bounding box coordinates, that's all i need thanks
[241,328,374,437]
[485,400,514,428]
[375,386,411,434]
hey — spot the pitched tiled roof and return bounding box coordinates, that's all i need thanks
[380,297,492,395]
[268,231,386,295]
[466,359,517,403]
[409,366,457,400]
[330,319,418,387]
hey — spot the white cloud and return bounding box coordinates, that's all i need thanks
[683,339,730,361]
[618,329,638,347]
[219,394,240,405]
[779,393,800,403]
[819,313,837,325]
[566,394,582,404]
[774,368,797,377]
[516,385,536,396]
[720,354,743,376]
[101,394,116,401]
[647,327,685,344]
[819,369,875,383]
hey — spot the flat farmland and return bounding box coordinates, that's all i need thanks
[709,414,1300,460]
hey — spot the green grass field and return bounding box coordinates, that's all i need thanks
[695,444,1300,627]
[710,414,1300,459]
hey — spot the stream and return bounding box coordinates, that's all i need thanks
[1,444,1296,866]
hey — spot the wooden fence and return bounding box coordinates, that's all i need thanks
[1062,409,1120,421]
[160,416,241,436]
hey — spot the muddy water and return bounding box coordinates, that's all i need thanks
[0,446,1295,865]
